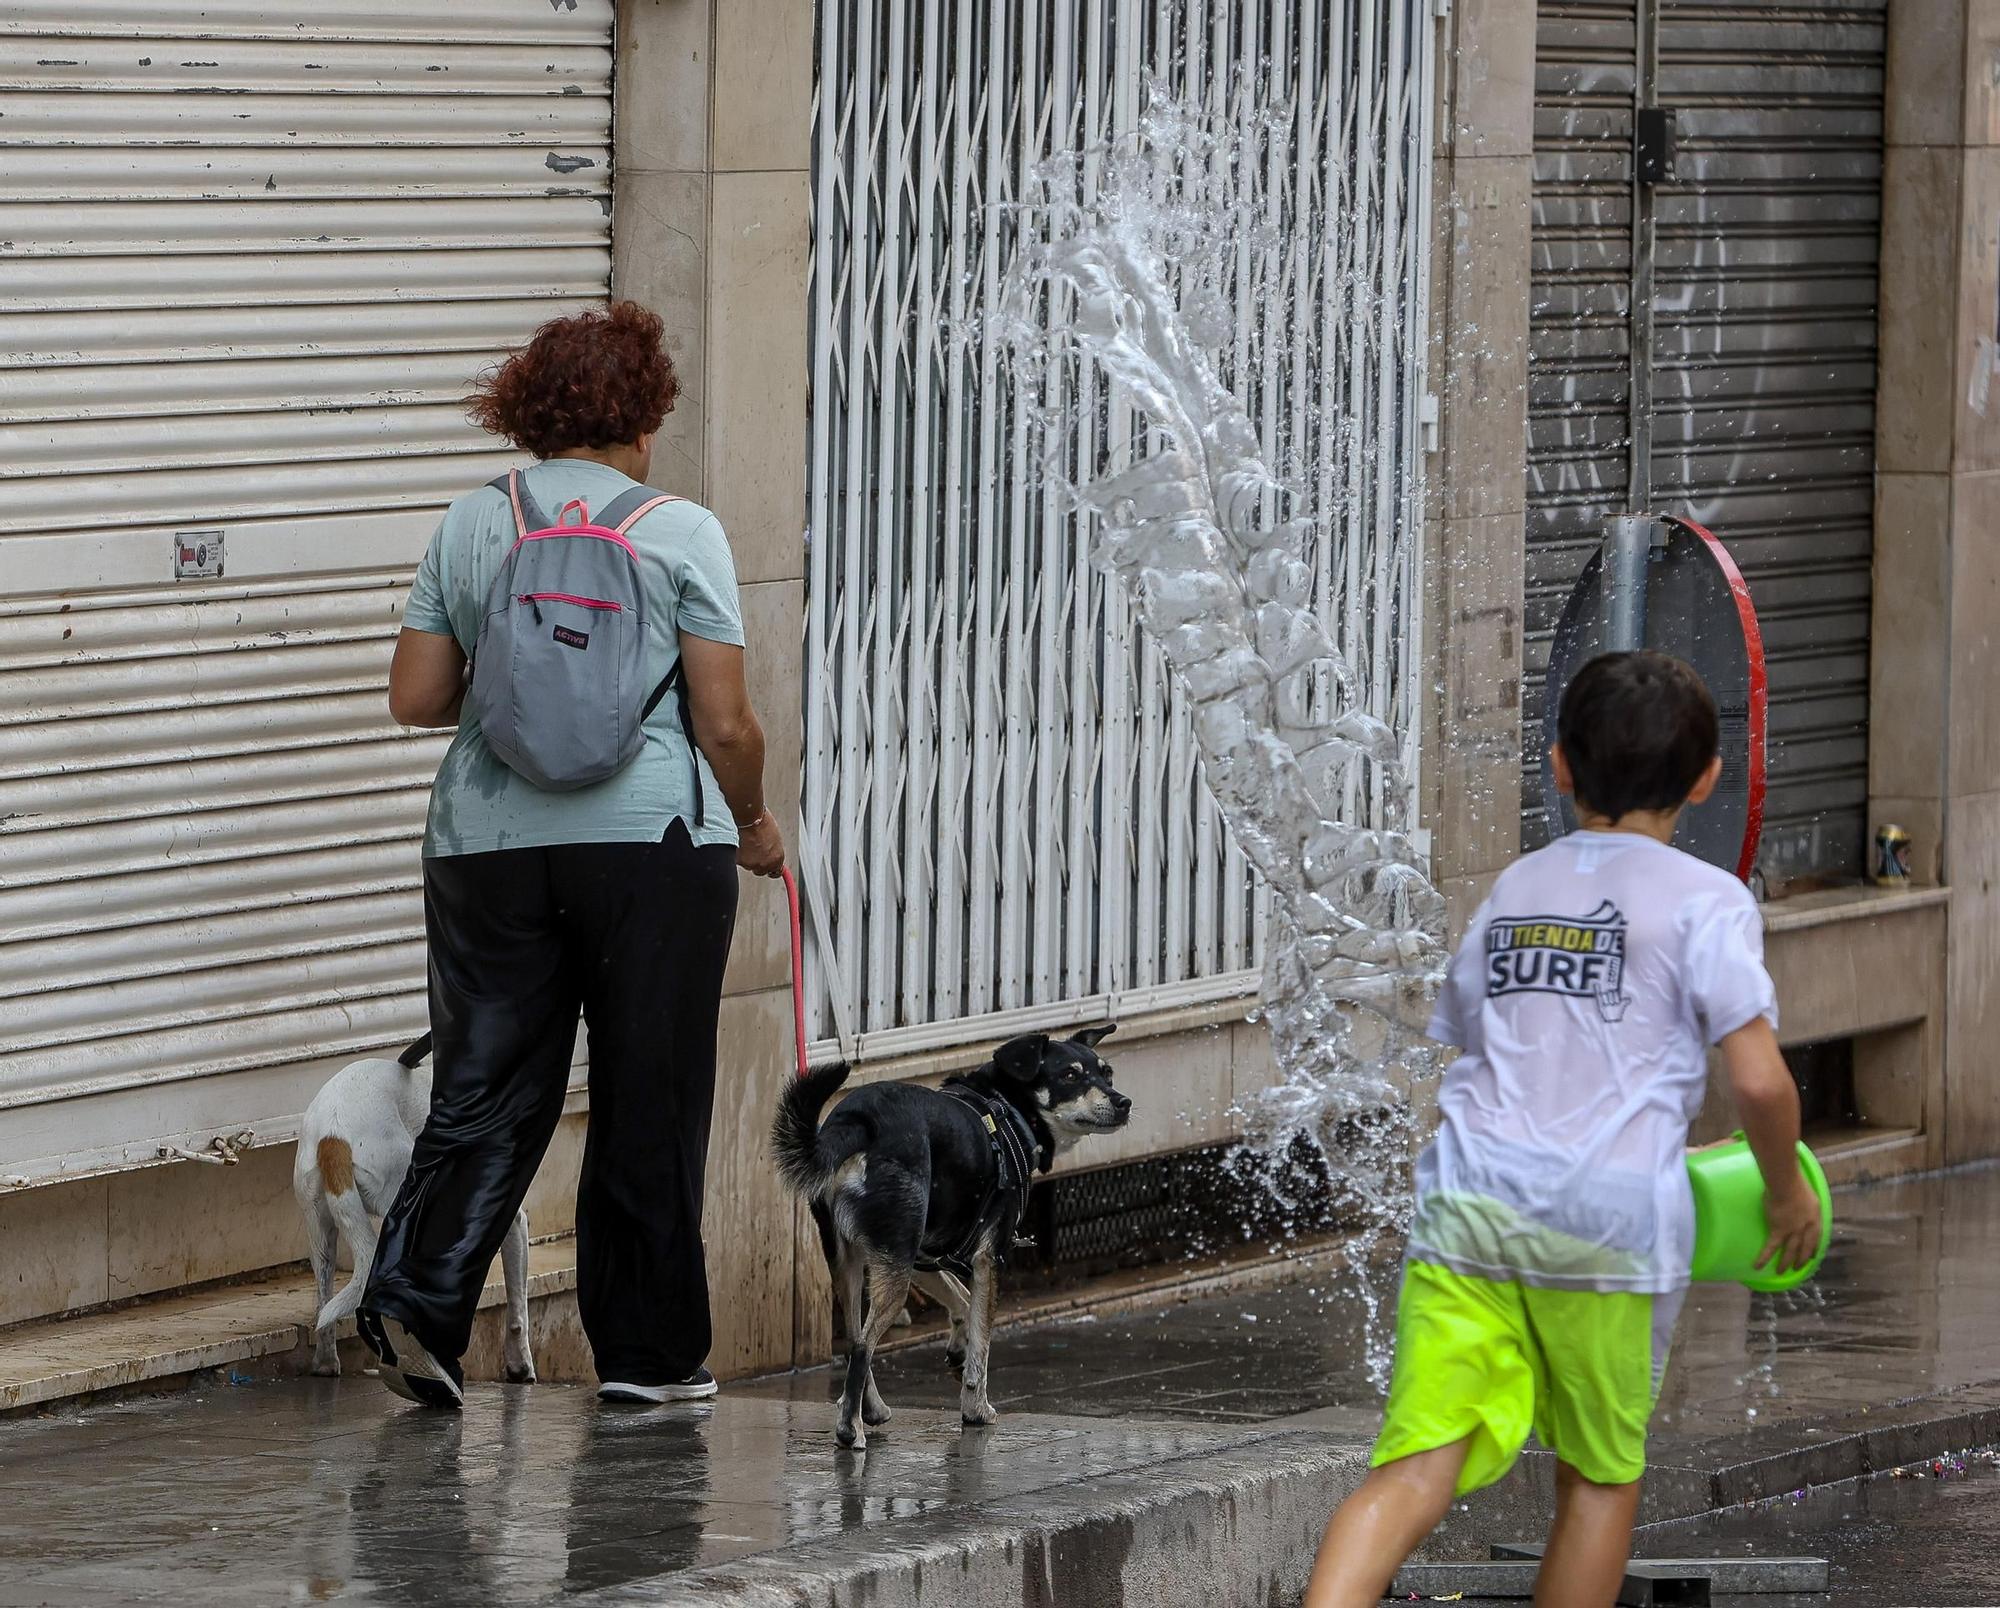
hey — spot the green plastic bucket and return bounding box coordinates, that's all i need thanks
[1686,1136,1833,1292]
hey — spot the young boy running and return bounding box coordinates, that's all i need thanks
[1305,651,1824,1608]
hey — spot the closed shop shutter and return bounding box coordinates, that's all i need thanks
[1525,0,1638,836]
[0,1,613,1184]
[1649,1,1883,878]
[1526,0,1883,879]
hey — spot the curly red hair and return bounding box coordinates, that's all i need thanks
[466,301,679,456]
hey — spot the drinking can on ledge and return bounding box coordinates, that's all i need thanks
[1873,824,1912,886]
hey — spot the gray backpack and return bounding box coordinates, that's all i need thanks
[465,467,699,797]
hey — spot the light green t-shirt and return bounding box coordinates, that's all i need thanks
[402,459,745,858]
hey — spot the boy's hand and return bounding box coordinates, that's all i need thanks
[1757,1178,1824,1276]
[1720,1017,1824,1276]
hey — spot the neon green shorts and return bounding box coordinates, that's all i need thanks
[1370,1261,1683,1495]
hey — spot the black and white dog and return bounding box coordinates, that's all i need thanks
[772,1027,1130,1448]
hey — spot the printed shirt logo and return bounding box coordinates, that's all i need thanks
[552,624,589,650]
[1486,899,1630,1023]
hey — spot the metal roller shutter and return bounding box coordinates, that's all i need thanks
[1525,0,1638,834]
[1526,0,1883,879]
[803,0,1436,1045]
[0,1,613,1185]
[1650,0,1882,878]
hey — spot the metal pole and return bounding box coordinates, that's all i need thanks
[1627,0,1658,510]
[1602,514,1664,652]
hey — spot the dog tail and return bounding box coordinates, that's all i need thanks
[397,1031,433,1069]
[771,1061,852,1196]
[314,1184,379,1332]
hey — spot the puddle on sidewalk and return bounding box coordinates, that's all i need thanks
[0,1381,1260,1606]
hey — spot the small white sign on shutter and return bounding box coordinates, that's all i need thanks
[173,531,225,581]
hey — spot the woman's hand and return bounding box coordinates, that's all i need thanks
[736,808,786,878]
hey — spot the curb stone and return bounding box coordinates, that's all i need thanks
[1705,1395,2000,1507]
[568,1429,1372,1608]
[565,1389,2000,1608]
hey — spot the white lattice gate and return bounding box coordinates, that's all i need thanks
[804,0,1435,1051]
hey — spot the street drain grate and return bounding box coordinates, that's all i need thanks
[1391,1547,1828,1603]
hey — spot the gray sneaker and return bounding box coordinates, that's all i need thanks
[598,1369,718,1404]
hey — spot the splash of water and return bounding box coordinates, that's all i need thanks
[992,84,1446,1377]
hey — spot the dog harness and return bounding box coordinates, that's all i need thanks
[926,1079,1041,1277]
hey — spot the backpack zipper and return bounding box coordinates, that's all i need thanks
[518,591,622,625]
[520,593,622,610]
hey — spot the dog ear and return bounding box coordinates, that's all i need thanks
[993,1033,1051,1081]
[1070,1023,1117,1049]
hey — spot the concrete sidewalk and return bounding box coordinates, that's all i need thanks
[0,1383,1368,1608]
[1,1163,1996,1605]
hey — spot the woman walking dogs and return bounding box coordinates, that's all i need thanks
[360,301,785,1410]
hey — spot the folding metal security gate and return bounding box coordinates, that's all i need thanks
[1526,0,1883,877]
[0,2,613,1183]
[804,0,1436,1050]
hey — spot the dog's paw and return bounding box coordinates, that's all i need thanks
[505,1365,537,1385]
[309,1359,343,1379]
[863,1398,892,1427]
[835,1420,865,1451]
[960,1399,998,1428]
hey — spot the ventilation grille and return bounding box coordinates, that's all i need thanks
[1003,1136,1400,1288]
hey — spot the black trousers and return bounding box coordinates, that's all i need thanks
[363,821,738,1384]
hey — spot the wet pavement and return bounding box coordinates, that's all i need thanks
[743,1162,2000,1469]
[0,1382,1271,1605]
[1630,1448,2000,1606]
[1655,1165,2000,1448]
[4,1162,1999,1603]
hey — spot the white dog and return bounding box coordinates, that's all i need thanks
[294,1032,535,1382]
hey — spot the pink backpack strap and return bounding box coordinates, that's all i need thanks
[486,469,537,538]
[611,493,683,536]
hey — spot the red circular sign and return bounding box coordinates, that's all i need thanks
[1539,517,1767,880]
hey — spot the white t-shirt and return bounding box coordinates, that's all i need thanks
[1413,830,1778,1294]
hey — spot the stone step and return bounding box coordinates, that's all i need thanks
[0,1237,579,1415]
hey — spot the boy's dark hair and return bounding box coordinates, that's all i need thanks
[1557,651,1719,822]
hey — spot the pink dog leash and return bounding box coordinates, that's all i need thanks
[781,864,809,1080]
